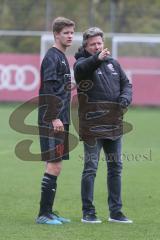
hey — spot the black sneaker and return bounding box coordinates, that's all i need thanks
[108,211,133,224]
[81,213,102,223]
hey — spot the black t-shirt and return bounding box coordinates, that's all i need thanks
[39,47,71,124]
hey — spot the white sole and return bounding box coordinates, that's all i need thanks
[108,217,133,224]
[81,219,102,224]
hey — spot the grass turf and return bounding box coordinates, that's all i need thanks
[0,103,160,240]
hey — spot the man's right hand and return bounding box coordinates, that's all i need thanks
[98,48,110,61]
[52,119,64,132]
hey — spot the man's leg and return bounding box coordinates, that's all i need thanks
[37,124,70,224]
[38,161,62,216]
[81,140,102,223]
[103,138,122,214]
[36,161,63,225]
[103,138,132,223]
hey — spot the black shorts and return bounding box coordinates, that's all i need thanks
[39,123,69,162]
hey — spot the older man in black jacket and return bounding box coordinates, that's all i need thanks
[74,27,132,224]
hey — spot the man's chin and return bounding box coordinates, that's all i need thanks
[63,43,72,48]
[67,43,72,47]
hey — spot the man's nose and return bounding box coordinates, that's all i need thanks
[68,33,73,38]
[95,44,100,49]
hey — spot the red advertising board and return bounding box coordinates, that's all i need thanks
[0,53,40,101]
[0,53,160,105]
[119,57,160,105]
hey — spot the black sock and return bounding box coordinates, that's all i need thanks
[38,173,57,216]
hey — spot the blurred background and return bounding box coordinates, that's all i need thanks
[0,0,160,104]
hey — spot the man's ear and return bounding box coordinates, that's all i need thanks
[54,32,59,40]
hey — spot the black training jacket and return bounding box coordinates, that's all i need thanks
[74,49,132,104]
[39,47,71,124]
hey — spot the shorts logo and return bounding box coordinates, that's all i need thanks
[56,144,64,157]
[0,64,39,91]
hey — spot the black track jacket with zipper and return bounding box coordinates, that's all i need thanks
[73,49,132,141]
[74,49,132,104]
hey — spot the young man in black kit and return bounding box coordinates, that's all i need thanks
[36,17,75,225]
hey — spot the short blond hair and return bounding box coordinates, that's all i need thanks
[52,17,75,33]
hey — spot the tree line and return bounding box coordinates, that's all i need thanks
[0,0,160,53]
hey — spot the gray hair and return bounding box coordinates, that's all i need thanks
[82,27,104,48]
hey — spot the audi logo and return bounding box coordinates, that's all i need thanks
[0,64,39,91]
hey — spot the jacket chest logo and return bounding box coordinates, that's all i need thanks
[97,69,103,75]
[107,63,118,75]
[61,60,67,66]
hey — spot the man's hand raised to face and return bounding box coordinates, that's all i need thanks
[98,48,110,61]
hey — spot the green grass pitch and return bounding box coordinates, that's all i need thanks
[0,103,160,240]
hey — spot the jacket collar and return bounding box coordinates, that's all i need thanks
[74,48,92,59]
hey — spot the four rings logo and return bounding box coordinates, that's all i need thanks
[0,64,39,91]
